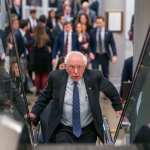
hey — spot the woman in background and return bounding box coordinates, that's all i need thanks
[31,25,52,95]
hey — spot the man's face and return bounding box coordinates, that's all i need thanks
[12,19,19,30]
[31,12,37,19]
[96,18,105,28]
[64,23,72,32]
[13,0,21,6]
[66,55,86,81]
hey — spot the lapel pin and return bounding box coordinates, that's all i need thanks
[88,87,92,90]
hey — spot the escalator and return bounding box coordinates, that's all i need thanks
[114,26,150,144]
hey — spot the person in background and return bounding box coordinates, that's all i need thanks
[10,59,24,90]
[11,0,22,20]
[89,0,99,16]
[4,14,19,57]
[47,9,57,32]
[120,56,133,100]
[28,8,38,34]
[15,19,35,94]
[120,16,134,100]
[52,20,79,65]
[38,14,54,49]
[90,16,117,79]
[63,5,73,22]
[75,22,94,68]
[29,51,122,144]
[128,15,134,42]
[31,25,52,95]
[77,13,92,32]
[56,56,65,70]
[53,15,65,41]
[49,0,58,8]
[78,1,96,25]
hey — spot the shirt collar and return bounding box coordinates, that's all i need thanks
[68,76,82,86]
[19,29,25,37]
[65,31,72,35]
[101,27,105,32]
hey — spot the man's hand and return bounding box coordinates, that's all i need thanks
[28,112,38,126]
[112,56,117,64]
[89,52,95,60]
[52,58,57,65]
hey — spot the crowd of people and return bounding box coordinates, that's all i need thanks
[0,0,119,95]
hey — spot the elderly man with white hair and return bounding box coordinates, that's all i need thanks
[30,51,122,144]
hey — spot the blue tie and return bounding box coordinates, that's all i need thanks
[72,81,82,138]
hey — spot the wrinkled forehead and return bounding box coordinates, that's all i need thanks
[66,54,85,65]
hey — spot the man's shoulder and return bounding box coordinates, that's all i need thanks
[49,69,66,78]
[90,28,96,33]
[85,69,102,78]
[105,29,113,35]
[15,29,21,37]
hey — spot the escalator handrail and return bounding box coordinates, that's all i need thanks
[114,26,150,143]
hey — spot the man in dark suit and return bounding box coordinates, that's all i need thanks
[15,19,34,93]
[52,20,79,65]
[30,51,122,143]
[90,16,117,78]
[28,8,38,33]
[15,19,29,58]
[52,15,64,41]
[120,56,133,99]
[11,0,22,20]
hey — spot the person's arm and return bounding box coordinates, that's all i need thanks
[109,31,117,56]
[109,31,118,64]
[52,33,60,59]
[31,72,54,119]
[89,29,95,53]
[98,71,122,111]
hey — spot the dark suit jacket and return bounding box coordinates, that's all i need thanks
[121,56,133,82]
[15,29,26,57]
[120,56,133,98]
[31,69,122,143]
[90,28,117,59]
[52,32,79,58]
[11,5,22,20]
[47,18,57,30]
[52,23,64,43]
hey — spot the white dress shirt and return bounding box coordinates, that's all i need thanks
[29,16,37,29]
[64,32,72,53]
[61,77,93,127]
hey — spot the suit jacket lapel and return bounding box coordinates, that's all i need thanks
[104,29,108,42]
[59,70,68,113]
[83,70,96,110]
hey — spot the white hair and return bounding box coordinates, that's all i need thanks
[64,51,88,66]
